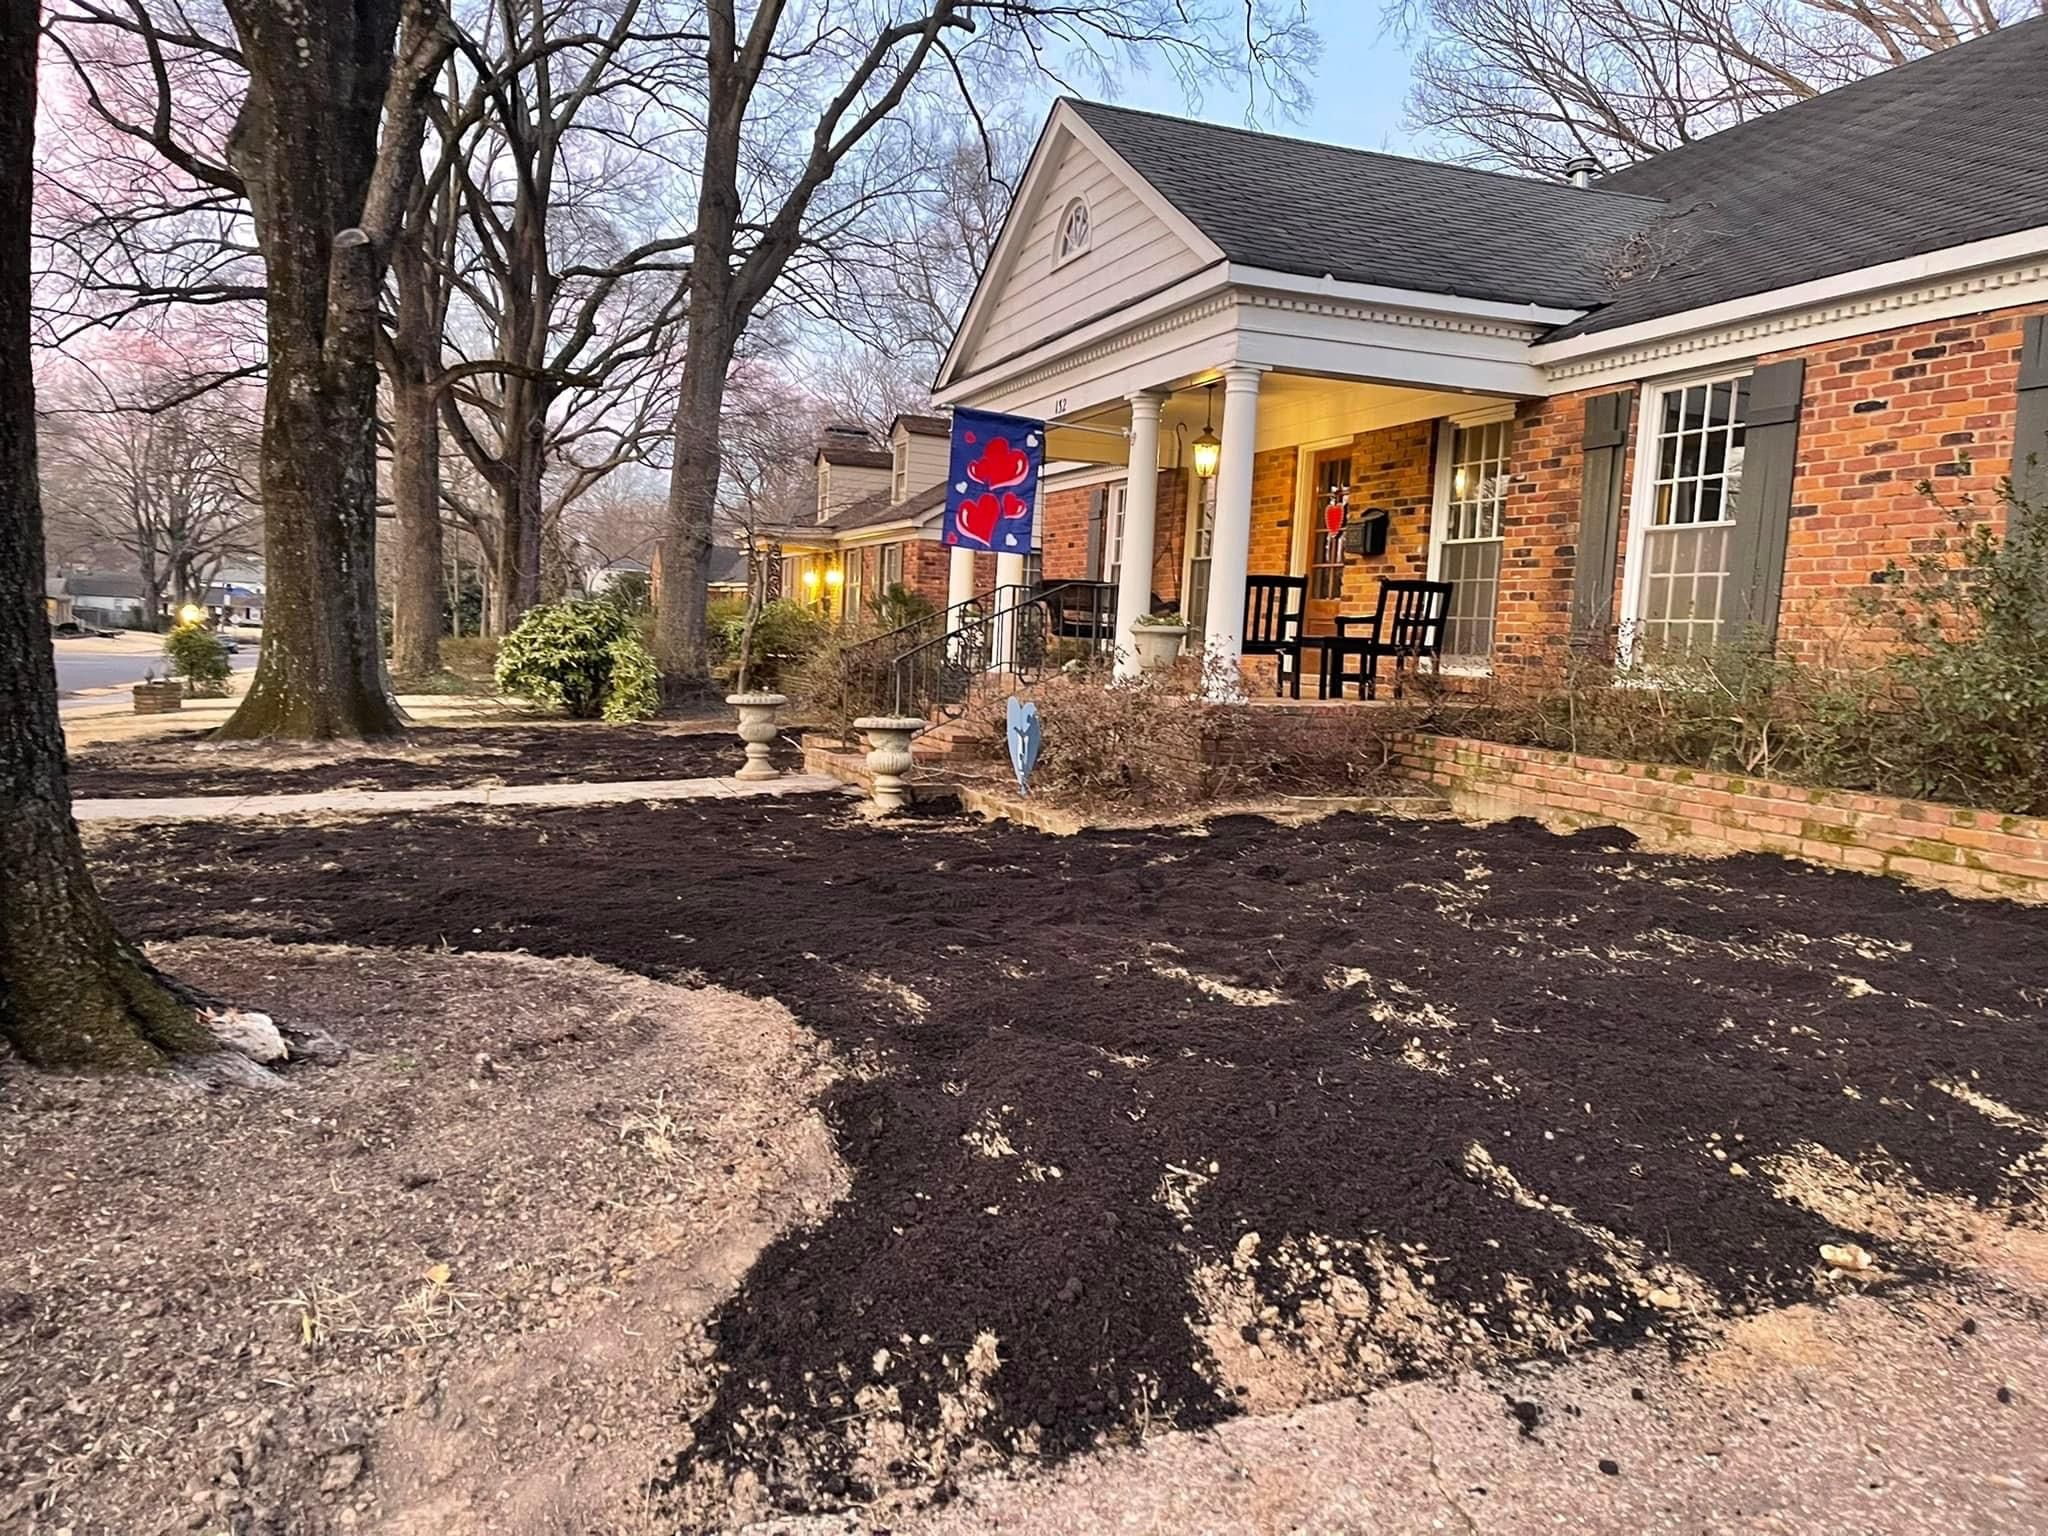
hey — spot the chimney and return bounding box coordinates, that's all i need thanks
[1563,154,1600,190]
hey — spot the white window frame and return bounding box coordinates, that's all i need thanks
[1425,405,1517,677]
[880,541,905,590]
[1289,434,1355,580]
[890,440,909,503]
[1054,197,1091,267]
[1181,470,1217,632]
[1103,481,1129,586]
[1617,364,1755,664]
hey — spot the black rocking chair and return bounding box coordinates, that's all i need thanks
[1242,574,1307,695]
[1326,579,1453,699]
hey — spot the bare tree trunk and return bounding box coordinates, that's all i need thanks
[655,302,737,696]
[0,0,212,1069]
[389,374,443,676]
[214,0,445,739]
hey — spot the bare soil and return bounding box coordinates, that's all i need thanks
[83,801,2048,1527]
[67,722,802,800]
[0,939,844,1536]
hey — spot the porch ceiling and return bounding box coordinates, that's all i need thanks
[1047,372,1519,466]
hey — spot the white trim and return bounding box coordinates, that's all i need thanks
[1040,462,1130,494]
[1616,364,1754,662]
[1536,232,2048,390]
[1228,265,1582,329]
[1425,418,1457,583]
[936,103,1225,392]
[1052,196,1092,268]
[1290,433,1354,579]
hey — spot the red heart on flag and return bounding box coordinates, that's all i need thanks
[968,437,1030,492]
[954,492,1002,546]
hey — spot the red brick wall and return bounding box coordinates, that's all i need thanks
[1331,421,1437,616]
[1398,734,2048,903]
[1245,447,1297,577]
[1510,303,2044,667]
[1768,308,2035,654]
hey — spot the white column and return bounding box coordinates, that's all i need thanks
[991,549,1028,672]
[947,544,977,614]
[1203,365,1266,690]
[1112,391,1166,680]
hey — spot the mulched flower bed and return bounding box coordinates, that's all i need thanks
[66,721,804,799]
[91,802,2048,1519]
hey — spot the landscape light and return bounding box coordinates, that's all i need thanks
[178,603,204,625]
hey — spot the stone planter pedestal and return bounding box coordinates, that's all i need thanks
[132,679,184,715]
[853,716,926,811]
[1130,623,1188,674]
[725,692,788,781]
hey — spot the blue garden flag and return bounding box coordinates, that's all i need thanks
[943,408,1043,556]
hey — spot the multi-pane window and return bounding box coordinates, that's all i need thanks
[1438,420,1510,662]
[1636,374,1748,654]
[880,541,905,590]
[1310,451,1351,600]
[890,441,909,503]
[1185,476,1217,635]
[845,548,864,616]
[1102,483,1129,587]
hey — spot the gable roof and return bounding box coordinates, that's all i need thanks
[893,412,950,438]
[1551,15,2048,338]
[821,481,949,534]
[1065,99,1659,312]
[818,444,893,470]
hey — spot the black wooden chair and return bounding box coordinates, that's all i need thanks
[1035,580,1118,650]
[1242,574,1307,695]
[1326,579,1453,699]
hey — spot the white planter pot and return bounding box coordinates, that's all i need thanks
[853,715,926,811]
[1130,624,1188,674]
[726,692,788,781]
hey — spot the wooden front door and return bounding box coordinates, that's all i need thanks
[1300,447,1352,634]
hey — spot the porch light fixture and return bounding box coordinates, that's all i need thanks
[1191,383,1221,480]
[824,566,844,590]
[802,567,821,591]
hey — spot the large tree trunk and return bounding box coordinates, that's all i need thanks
[388,372,443,676]
[214,0,429,739]
[654,303,737,695]
[0,0,212,1070]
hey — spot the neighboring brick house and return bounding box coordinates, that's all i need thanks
[932,20,2048,687]
[768,414,998,621]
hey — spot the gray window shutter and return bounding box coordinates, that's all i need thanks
[1570,391,1633,643]
[1722,358,1804,646]
[2014,313,2048,531]
[1084,486,1107,580]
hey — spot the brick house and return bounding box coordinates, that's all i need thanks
[929,20,2048,689]
[768,415,996,620]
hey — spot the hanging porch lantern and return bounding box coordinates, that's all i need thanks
[1190,382,1221,480]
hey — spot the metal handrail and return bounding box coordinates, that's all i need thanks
[890,580,1118,717]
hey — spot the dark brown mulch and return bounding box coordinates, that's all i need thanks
[67,722,802,799]
[90,803,2048,1517]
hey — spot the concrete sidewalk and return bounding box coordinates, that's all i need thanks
[73,772,857,823]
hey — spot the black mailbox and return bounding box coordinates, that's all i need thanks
[1344,507,1391,559]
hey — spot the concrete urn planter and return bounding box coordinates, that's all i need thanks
[853,716,926,811]
[725,692,788,781]
[131,679,184,715]
[1130,622,1188,674]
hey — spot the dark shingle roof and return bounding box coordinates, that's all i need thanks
[1068,98,1660,311]
[820,482,948,534]
[707,545,749,586]
[819,445,893,470]
[893,412,950,437]
[1552,17,2048,337]
[66,572,148,599]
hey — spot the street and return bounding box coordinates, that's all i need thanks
[53,634,258,705]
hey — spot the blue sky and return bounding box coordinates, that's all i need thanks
[1107,18,1418,155]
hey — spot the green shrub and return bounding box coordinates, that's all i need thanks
[870,582,936,631]
[1459,482,2048,815]
[601,632,661,721]
[163,620,231,697]
[493,599,659,720]
[602,570,651,617]
[714,598,826,691]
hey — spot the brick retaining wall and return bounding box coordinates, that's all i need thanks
[1398,734,2048,902]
